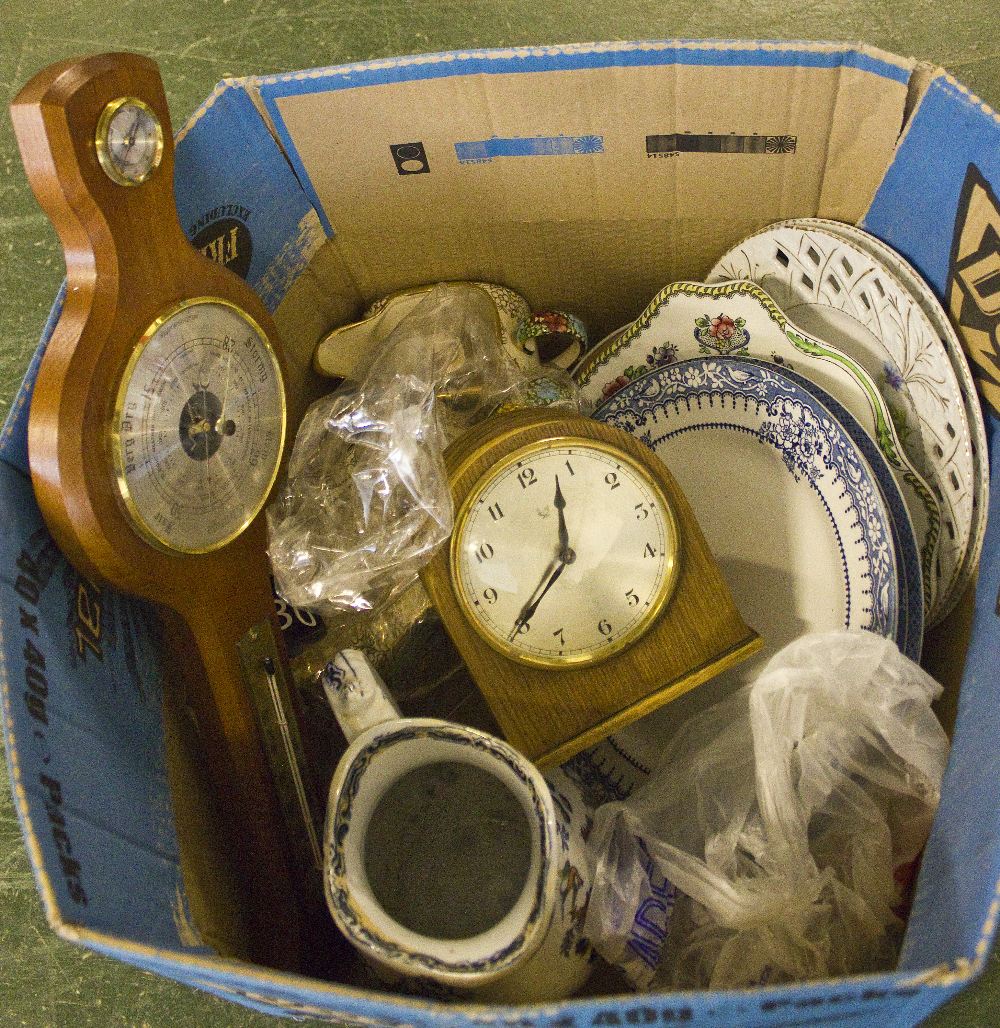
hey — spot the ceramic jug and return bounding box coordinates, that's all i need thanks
[321,650,596,1002]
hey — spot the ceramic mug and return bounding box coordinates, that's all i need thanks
[321,650,596,1002]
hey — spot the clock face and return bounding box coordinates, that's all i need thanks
[451,438,680,668]
[95,96,163,186]
[111,298,285,554]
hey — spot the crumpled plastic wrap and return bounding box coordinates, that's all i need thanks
[268,283,548,616]
[583,631,950,990]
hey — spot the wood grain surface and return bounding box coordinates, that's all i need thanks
[11,52,315,972]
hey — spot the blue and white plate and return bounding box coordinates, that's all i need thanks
[572,280,940,621]
[574,357,921,794]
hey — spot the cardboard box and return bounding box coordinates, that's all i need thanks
[1,39,998,1026]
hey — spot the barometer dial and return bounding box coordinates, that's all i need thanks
[112,297,285,554]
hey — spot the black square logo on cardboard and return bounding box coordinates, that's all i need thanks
[390,142,430,175]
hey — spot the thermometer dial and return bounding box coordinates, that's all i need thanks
[95,95,163,185]
[112,297,285,554]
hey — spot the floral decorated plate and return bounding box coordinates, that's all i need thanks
[778,217,990,624]
[578,357,918,792]
[707,224,974,624]
[573,280,940,619]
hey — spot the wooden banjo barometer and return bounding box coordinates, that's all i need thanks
[11,52,326,969]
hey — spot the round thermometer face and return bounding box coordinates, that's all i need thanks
[96,96,163,186]
[112,298,285,554]
[452,438,680,668]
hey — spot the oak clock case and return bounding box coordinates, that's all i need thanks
[421,409,763,768]
[11,53,330,972]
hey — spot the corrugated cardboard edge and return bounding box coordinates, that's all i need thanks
[248,38,914,88]
[901,875,1000,987]
[175,78,235,145]
[18,916,990,1023]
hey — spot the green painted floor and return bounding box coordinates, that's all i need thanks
[1,1,998,1025]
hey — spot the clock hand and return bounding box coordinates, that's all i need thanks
[554,474,570,557]
[508,555,560,642]
[508,549,574,640]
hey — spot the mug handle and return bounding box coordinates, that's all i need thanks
[321,650,403,744]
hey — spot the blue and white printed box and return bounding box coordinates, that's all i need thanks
[1,39,998,1026]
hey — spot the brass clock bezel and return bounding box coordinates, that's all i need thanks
[110,296,287,556]
[95,95,164,186]
[450,434,681,669]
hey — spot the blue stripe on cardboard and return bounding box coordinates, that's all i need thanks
[258,42,911,100]
[260,42,910,238]
[454,133,604,163]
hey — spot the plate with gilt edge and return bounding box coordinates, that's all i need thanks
[707,224,973,625]
[779,217,990,625]
[573,357,919,796]
[572,279,940,620]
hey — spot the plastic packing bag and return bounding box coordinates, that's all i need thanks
[583,630,950,991]
[267,283,550,616]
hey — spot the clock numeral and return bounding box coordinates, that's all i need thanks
[487,502,504,522]
[605,471,621,490]
[643,542,657,559]
[483,587,498,604]
[598,619,613,637]
[625,588,640,607]
[565,460,575,476]
[518,466,537,489]
[634,502,650,521]
[476,542,495,564]
[553,627,565,646]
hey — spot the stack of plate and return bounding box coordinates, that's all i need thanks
[570,222,988,792]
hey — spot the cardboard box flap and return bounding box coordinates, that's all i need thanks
[863,70,1000,973]
[254,41,913,340]
[173,81,326,315]
[864,71,1000,422]
[0,462,206,951]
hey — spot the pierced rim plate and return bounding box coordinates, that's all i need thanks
[573,279,940,620]
[589,357,918,786]
[779,218,990,624]
[707,224,974,625]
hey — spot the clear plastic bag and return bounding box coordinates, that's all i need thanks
[267,283,532,616]
[583,631,950,990]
